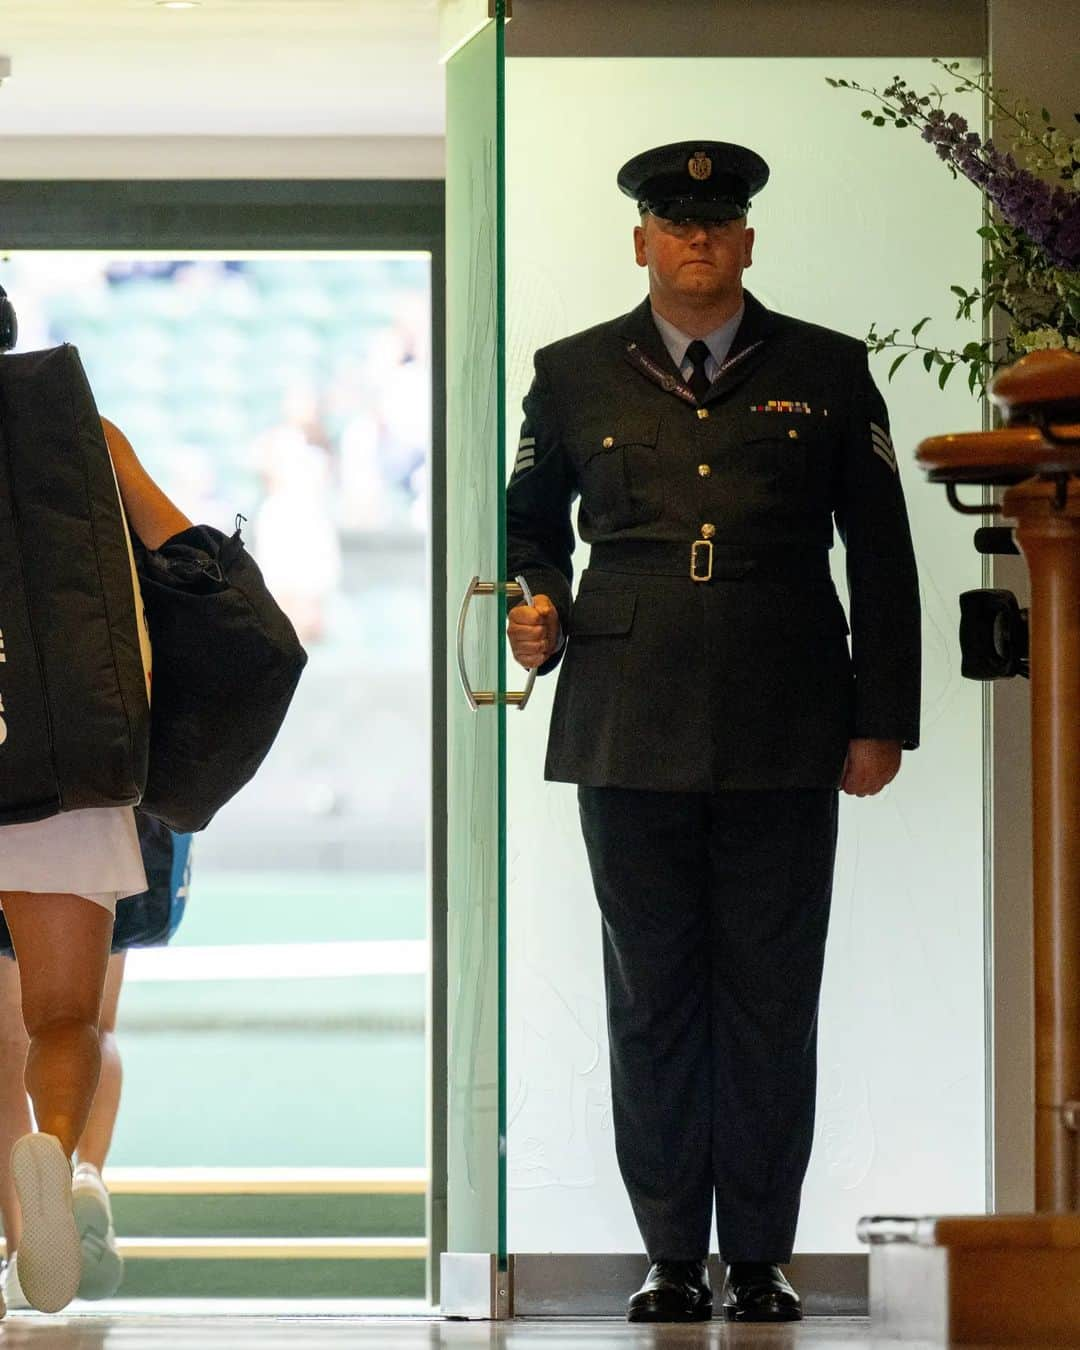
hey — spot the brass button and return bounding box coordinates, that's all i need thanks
[701,523,716,539]
[696,408,710,420]
[698,464,711,478]
[602,436,614,448]
[788,428,799,440]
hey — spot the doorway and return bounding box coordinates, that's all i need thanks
[0,180,446,1307]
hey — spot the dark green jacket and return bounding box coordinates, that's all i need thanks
[507,290,921,790]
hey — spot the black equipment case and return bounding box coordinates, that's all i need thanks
[0,345,150,824]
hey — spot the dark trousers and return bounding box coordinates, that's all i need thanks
[577,785,838,1264]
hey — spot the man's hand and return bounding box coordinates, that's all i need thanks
[840,738,903,797]
[508,593,560,670]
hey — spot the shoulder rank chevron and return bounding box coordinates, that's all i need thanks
[870,421,897,473]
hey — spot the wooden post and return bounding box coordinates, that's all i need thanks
[1005,478,1080,1209]
[860,350,1080,1342]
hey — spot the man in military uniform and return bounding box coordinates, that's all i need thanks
[506,141,920,1323]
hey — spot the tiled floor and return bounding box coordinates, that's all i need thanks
[0,1308,1063,1350]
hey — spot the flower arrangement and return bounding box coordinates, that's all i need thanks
[828,60,1080,395]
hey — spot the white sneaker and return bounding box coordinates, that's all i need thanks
[1,1253,28,1311]
[72,1162,123,1299]
[10,1133,80,1313]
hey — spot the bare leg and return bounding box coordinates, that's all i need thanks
[76,953,126,1172]
[0,892,113,1158]
[0,957,31,1252]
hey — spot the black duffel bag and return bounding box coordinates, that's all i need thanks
[133,521,307,832]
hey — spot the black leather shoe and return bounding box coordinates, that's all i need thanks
[627,1258,712,1322]
[720,1261,802,1322]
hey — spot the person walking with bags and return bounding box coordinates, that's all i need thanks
[506,142,921,1323]
[0,394,191,1314]
[0,282,303,1316]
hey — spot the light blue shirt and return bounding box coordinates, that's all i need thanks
[651,302,746,385]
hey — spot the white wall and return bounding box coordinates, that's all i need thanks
[505,56,986,1254]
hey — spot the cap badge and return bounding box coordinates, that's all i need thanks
[688,151,712,181]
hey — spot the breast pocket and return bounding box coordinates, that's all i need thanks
[579,415,663,532]
[739,424,814,495]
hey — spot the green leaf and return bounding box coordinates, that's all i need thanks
[976,225,998,239]
[888,351,911,381]
[911,316,932,340]
[950,285,969,298]
[962,341,986,359]
[923,351,936,372]
[826,77,838,87]
[1042,107,1051,122]
[938,361,956,390]
[894,119,909,129]
[873,116,886,127]
[861,109,874,119]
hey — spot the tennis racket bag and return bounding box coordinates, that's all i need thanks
[0,345,150,825]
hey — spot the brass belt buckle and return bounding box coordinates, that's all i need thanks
[690,538,713,582]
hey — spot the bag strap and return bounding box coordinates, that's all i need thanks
[217,514,248,574]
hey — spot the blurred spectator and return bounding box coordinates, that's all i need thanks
[252,424,343,646]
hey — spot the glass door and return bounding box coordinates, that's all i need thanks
[441,0,514,1318]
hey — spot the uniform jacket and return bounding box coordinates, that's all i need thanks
[506,290,921,791]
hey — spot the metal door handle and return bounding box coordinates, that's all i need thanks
[456,575,537,711]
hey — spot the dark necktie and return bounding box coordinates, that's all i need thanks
[685,339,712,403]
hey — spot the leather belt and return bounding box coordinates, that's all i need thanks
[588,541,831,584]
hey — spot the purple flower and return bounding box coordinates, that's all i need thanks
[857,77,1079,270]
[916,119,1080,270]
[1052,199,1080,267]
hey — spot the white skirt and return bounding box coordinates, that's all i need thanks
[0,807,147,915]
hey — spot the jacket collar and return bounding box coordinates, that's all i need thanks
[617,297,688,391]
[617,290,778,407]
